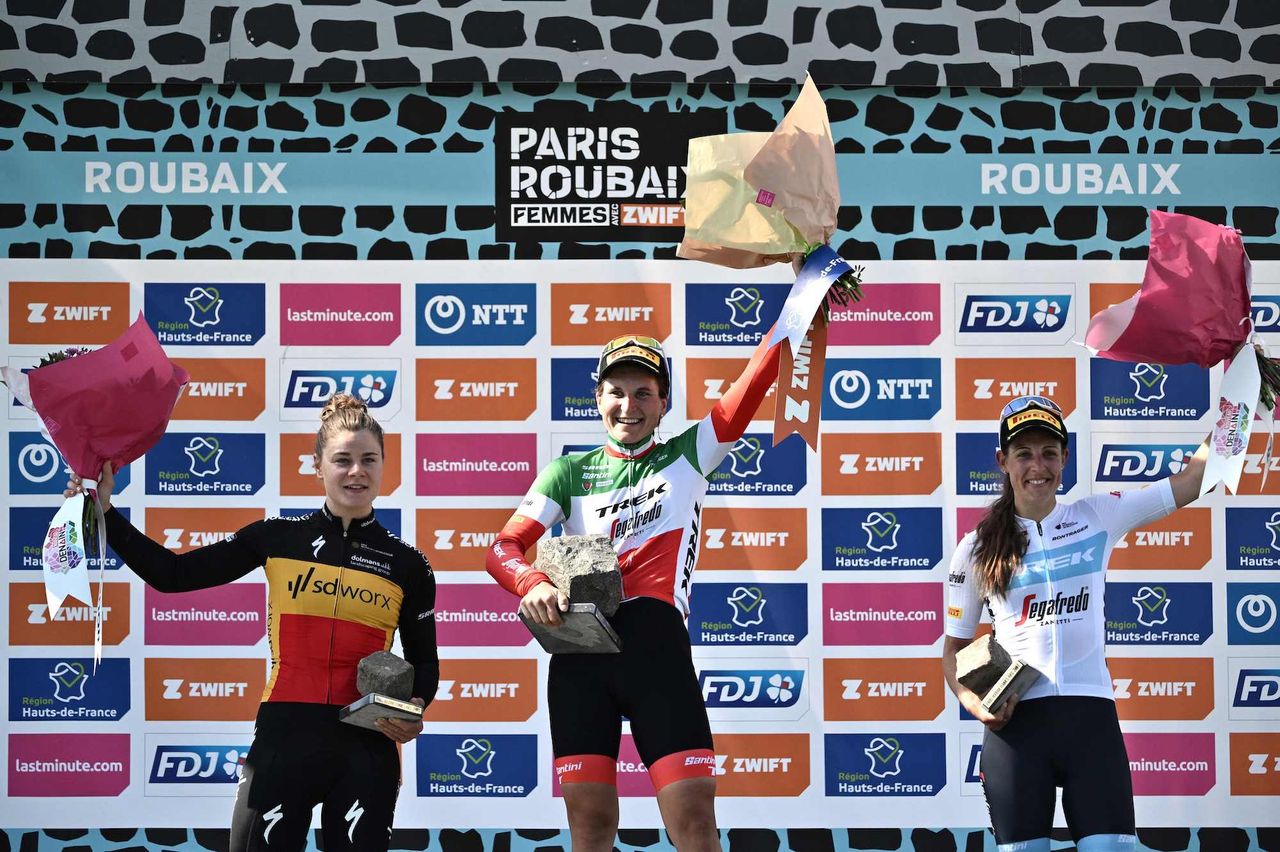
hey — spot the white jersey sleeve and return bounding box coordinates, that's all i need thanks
[1076,479,1177,545]
[945,531,983,639]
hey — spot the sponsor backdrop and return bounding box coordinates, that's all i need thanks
[3,254,1280,834]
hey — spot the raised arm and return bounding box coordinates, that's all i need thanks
[1168,437,1211,508]
[709,331,784,444]
[105,507,265,592]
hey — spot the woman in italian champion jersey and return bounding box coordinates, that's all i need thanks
[942,396,1209,852]
[487,332,784,852]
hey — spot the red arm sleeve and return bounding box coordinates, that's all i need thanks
[485,513,553,598]
[709,329,783,443]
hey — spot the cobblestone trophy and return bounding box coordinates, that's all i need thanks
[338,650,425,729]
[955,634,1041,713]
[520,534,623,654]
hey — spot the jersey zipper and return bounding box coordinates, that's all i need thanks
[1034,517,1062,697]
[325,526,349,704]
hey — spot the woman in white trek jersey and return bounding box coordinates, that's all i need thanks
[943,396,1209,852]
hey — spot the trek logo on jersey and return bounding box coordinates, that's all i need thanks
[828,282,940,346]
[9,733,131,797]
[822,358,941,421]
[434,584,531,647]
[10,582,131,646]
[825,733,945,797]
[417,434,537,497]
[10,506,129,570]
[10,432,133,496]
[1124,733,1215,796]
[1230,659,1280,719]
[146,433,264,495]
[280,283,400,345]
[1110,508,1211,570]
[418,357,536,421]
[1095,441,1201,483]
[821,507,942,570]
[699,507,806,571]
[824,583,943,646]
[822,433,942,496]
[690,583,807,646]
[1109,657,1214,720]
[144,658,266,721]
[144,585,265,646]
[1227,584,1280,645]
[550,282,672,345]
[1105,582,1212,645]
[426,659,538,722]
[144,507,263,554]
[171,357,266,420]
[144,283,266,345]
[711,733,811,797]
[1252,295,1280,334]
[1225,508,1280,569]
[1230,732,1280,795]
[415,283,536,345]
[955,357,1077,421]
[282,359,400,419]
[707,433,807,497]
[551,357,605,421]
[955,285,1074,344]
[9,658,130,722]
[416,734,537,797]
[956,432,1078,496]
[1090,359,1208,420]
[823,658,945,721]
[417,508,524,571]
[700,667,806,711]
[684,283,789,345]
[10,281,130,344]
[279,433,402,498]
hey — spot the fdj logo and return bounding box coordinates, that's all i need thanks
[1252,296,1280,333]
[149,746,248,783]
[285,371,397,407]
[416,284,536,345]
[701,670,805,708]
[1235,670,1280,707]
[1097,444,1200,482]
[960,295,1069,332]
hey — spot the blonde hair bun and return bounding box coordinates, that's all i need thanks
[319,392,368,423]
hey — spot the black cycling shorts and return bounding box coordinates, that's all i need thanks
[548,596,713,786]
[981,696,1135,849]
[230,703,400,852]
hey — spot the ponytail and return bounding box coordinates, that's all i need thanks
[971,473,1027,599]
[315,393,385,457]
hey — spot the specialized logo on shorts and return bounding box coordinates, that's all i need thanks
[1109,657,1214,720]
[955,284,1074,344]
[9,281,129,344]
[10,506,128,570]
[434,584,530,647]
[1252,294,1280,334]
[684,283,789,345]
[1109,508,1211,570]
[1229,732,1280,795]
[824,733,945,796]
[954,357,1077,421]
[827,282,940,346]
[9,432,132,496]
[699,507,806,571]
[1230,658,1280,720]
[279,283,401,345]
[417,433,537,497]
[416,733,537,797]
[1094,440,1202,483]
[707,433,807,497]
[144,585,265,646]
[282,359,400,420]
[1225,508,1280,570]
[10,582,130,646]
[955,432,1078,496]
[418,358,537,421]
[1240,432,1280,494]
[9,733,130,797]
[684,356,776,420]
[278,433,402,498]
[1124,732,1215,796]
[822,358,941,421]
[710,733,810,797]
[144,658,265,721]
[8,658,130,722]
[824,583,943,646]
[1227,583,1280,645]
[821,507,942,570]
[823,658,944,721]
[689,583,807,646]
[146,432,264,496]
[144,507,263,554]
[1104,582,1212,645]
[171,357,266,420]
[417,508,527,571]
[699,662,808,719]
[1090,359,1209,420]
[144,282,266,345]
[550,282,672,345]
[821,433,942,496]
[145,734,249,794]
[426,659,538,722]
[415,283,536,346]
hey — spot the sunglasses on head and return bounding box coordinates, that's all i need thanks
[1000,395,1063,419]
[603,335,662,354]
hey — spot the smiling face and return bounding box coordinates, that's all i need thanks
[314,428,383,521]
[997,429,1068,518]
[596,364,667,446]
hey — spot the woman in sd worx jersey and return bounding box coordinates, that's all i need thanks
[487,333,785,852]
[67,393,438,852]
[942,396,1209,852]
